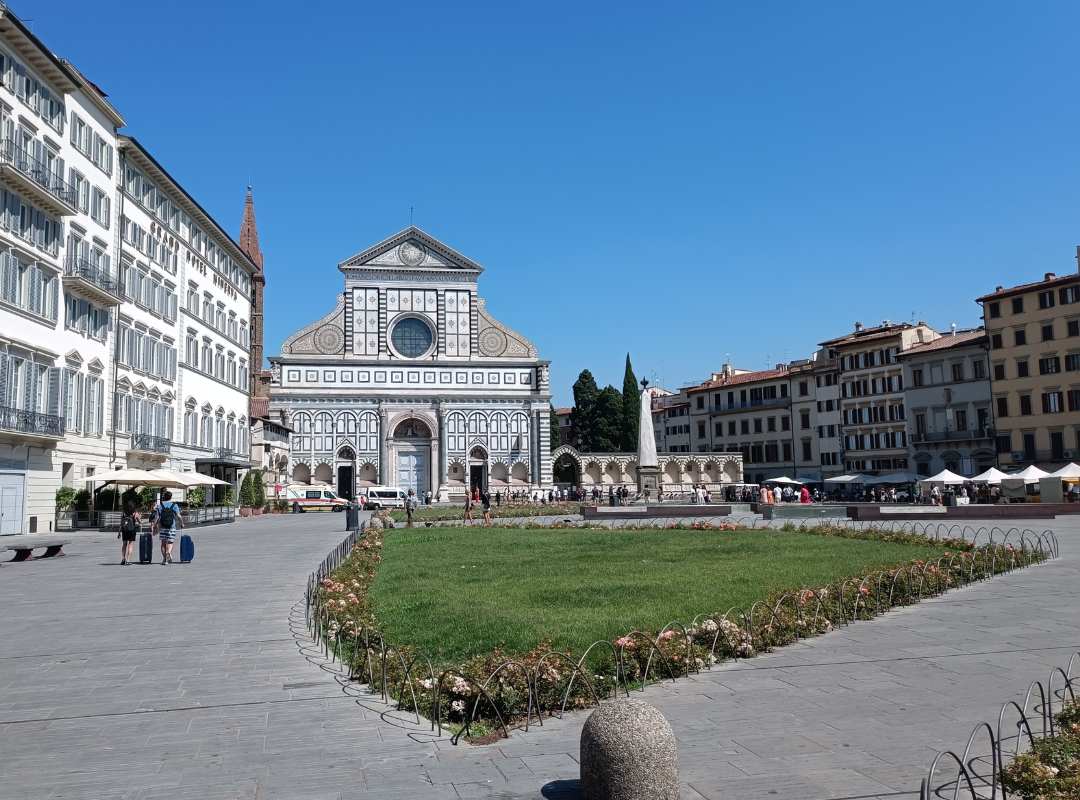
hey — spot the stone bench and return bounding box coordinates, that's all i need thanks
[4,538,71,562]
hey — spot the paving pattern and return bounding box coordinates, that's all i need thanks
[0,513,1076,799]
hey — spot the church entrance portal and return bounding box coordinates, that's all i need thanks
[392,418,433,498]
[336,465,354,499]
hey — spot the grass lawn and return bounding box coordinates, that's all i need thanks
[388,502,581,523]
[370,526,948,664]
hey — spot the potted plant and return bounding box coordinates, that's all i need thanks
[55,486,77,512]
[187,486,205,508]
[238,472,255,517]
[252,469,266,514]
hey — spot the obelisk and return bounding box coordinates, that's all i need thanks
[636,379,660,500]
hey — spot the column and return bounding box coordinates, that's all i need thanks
[378,405,389,485]
[438,405,448,484]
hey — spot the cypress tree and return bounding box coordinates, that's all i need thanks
[570,370,600,450]
[593,385,624,452]
[621,353,640,451]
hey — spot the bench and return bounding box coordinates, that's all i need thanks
[4,538,71,562]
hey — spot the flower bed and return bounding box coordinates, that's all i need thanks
[1002,700,1080,799]
[309,523,1050,744]
[388,501,581,523]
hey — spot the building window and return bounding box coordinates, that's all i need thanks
[1012,297,1024,314]
[1070,320,1080,338]
[995,433,1011,454]
[955,409,967,431]
[993,363,1005,380]
[798,380,808,396]
[1039,290,1056,309]
[1061,286,1080,305]
[912,368,923,387]
[1019,394,1032,415]
[1039,356,1061,375]
[1066,353,1080,372]
[951,363,965,382]
[1068,389,1080,412]
[1042,391,1063,414]
[973,360,985,380]
[996,397,1009,418]
[1042,323,1055,342]
[800,410,810,430]
[781,415,790,431]
[1016,360,1029,378]
[696,396,704,410]
[988,302,1000,318]
[991,333,1003,349]
[1014,329,1026,346]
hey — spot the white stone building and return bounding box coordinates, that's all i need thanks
[0,10,124,534]
[268,227,552,501]
[114,137,257,494]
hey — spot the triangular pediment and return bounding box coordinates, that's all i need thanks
[339,226,483,273]
[64,349,84,366]
[87,357,105,373]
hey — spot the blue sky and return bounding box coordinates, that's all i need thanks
[32,0,1080,404]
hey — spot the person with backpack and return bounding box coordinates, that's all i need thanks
[118,498,141,565]
[481,489,493,526]
[156,490,183,565]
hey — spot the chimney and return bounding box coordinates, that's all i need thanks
[722,362,732,377]
[951,323,957,336]
[854,321,863,332]
[1045,272,1056,282]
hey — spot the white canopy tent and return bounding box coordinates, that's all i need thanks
[1008,465,1051,484]
[1050,463,1080,479]
[970,467,1009,485]
[824,474,868,484]
[86,468,186,488]
[763,476,802,485]
[864,472,919,485]
[918,469,969,485]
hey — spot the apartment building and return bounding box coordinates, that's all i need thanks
[115,138,258,493]
[977,267,1080,468]
[0,6,259,535]
[684,364,793,484]
[789,350,843,481]
[652,388,691,453]
[0,10,125,533]
[822,321,939,475]
[898,327,994,476]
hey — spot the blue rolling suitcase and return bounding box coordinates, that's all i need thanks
[179,534,194,563]
[139,532,153,564]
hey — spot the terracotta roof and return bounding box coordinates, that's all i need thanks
[976,271,1080,303]
[687,367,788,393]
[819,323,916,348]
[897,329,985,357]
[554,407,573,416]
[250,396,269,419]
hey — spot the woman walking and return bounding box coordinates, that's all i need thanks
[119,498,141,565]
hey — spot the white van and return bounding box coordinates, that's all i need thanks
[283,484,349,513]
[360,486,408,509]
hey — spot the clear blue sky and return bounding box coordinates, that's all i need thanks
[31,0,1080,404]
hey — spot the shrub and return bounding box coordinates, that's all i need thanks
[187,487,205,508]
[137,486,157,509]
[95,488,119,510]
[1001,699,1080,799]
[252,469,266,507]
[223,486,236,507]
[72,489,91,511]
[55,486,77,511]
[239,472,256,508]
[273,499,290,513]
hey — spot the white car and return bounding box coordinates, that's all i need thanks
[360,487,408,509]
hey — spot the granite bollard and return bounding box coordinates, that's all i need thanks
[580,699,678,800]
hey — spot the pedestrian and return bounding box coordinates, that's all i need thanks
[155,490,183,565]
[424,489,432,506]
[773,485,782,505]
[495,490,502,507]
[118,497,140,565]
[405,489,417,527]
[463,492,474,522]
[481,489,493,526]
[799,485,811,504]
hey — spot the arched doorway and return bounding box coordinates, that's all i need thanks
[336,445,356,499]
[392,417,433,496]
[469,445,488,491]
[553,452,580,485]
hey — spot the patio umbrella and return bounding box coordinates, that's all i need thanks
[970,467,1009,485]
[1050,463,1080,479]
[918,469,969,485]
[146,469,228,487]
[865,472,919,485]
[1008,465,1050,484]
[824,474,868,484]
[764,476,802,484]
[86,468,183,487]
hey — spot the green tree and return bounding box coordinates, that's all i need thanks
[621,353,640,452]
[549,405,560,450]
[252,469,266,507]
[570,370,600,450]
[593,385,624,452]
[239,471,256,507]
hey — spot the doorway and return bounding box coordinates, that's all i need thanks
[397,450,428,496]
[0,472,25,535]
[337,465,354,499]
[469,463,487,491]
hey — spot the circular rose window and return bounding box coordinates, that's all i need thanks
[390,317,434,358]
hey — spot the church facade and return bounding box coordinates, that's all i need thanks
[268,227,552,500]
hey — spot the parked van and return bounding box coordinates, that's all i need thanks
[360,486,408,509]
[283,484,349,513]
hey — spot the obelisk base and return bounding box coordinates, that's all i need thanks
[637,465,660,501]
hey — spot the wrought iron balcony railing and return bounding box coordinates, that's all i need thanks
[64,256,121,297]
[131,433,171,454]
[911,427,994,444]
[0,405,64,437]
[0,138,77,211]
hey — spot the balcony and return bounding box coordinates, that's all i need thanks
[0,139,77,216]
[911,427,994,444]
[130,433,171,457]
[709,398,791,415]
[0,405,64,441]
[196,447,251,467]
[62,257,122,306]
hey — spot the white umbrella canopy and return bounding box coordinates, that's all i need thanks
[865,471,919,485]
[146,469,228,487]
[919,469,969,485]
[1050,463,1080,479]
[764,476,802,485]
[1008,465,1050,483]
[970,467,1009,485]
[824,474,868,484]
[86,468,184,487]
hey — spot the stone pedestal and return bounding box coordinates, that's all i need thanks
[637,465,661,499]
[580,699,678,800]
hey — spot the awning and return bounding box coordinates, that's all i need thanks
[918,469,969,485]
[970,467,1009,485]
[824,474,867,484]
[1007,465,1050,484]
[86,468,186,488]
[865,472,919,485]
[146,469,230,487]
[1050,462,1080,479]
[763,476,802,485]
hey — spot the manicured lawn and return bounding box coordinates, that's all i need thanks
[370,526,947,663]
[388,502,580,523]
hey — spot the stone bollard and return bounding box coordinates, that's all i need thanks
[580,699,679,800]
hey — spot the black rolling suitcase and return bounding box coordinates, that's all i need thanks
[139,531,153,564]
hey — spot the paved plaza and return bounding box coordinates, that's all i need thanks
[0,514,1077,799]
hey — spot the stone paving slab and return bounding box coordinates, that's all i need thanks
[0,514,1076,798]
